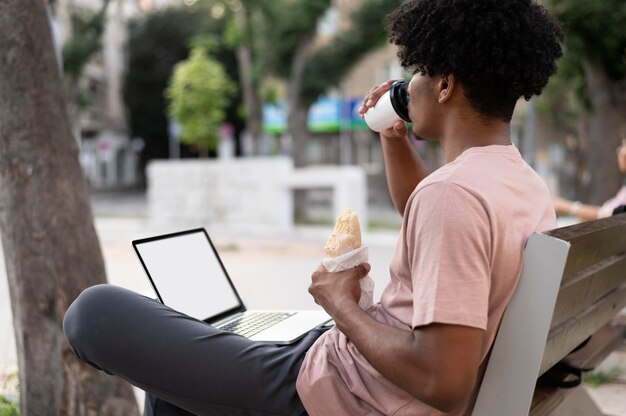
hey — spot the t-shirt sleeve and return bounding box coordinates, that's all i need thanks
[405,181,492,330]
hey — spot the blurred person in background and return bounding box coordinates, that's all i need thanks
[554,137,626,221]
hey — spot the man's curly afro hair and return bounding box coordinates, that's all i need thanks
[387,0,563,121]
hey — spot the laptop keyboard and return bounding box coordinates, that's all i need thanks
[219,312,296,338]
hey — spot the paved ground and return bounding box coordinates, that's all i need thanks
[1,191,626,414]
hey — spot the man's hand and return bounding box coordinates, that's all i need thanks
[358,80,408,140]
[308,262,484,413]
[358,80,425,216]
[358,80,394,117]
[308,263,371,317]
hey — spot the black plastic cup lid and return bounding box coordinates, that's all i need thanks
[390,81,411,122]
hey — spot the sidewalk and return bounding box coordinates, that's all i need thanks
[89,191,400,312]
[1,191,626,414]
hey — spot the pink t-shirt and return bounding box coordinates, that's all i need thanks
[297,145,557,415]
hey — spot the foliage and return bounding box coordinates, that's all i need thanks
[165,44,236,153]
[124,5,211,145]
[0,396,18,416]
[241,0,403,104]
[236,0,404,104]
[543,0,626,112]
[302,0,404,105]
[585,367,622,387]
[540,0,626,203]
[60,0,110,114]
[123,4,241,159]
[61,0,109,81]
[549,0,626,81]
[254,0,332,79]
[538,51,587,129]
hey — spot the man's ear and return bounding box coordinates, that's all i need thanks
[437,74,455,104]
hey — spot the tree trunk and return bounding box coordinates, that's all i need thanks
[235,6,263,154]
[0,1,139,415]
[582,63,626,204]
[287,35,313,168]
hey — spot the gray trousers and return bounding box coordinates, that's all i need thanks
[63,284,327,416]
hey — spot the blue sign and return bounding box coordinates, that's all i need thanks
[308,97,341,132]
[347,98,368,130]
[262,96,370,134]
[263,101,287,134]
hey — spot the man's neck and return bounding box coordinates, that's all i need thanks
[439,112,512,162]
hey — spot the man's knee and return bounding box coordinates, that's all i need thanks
[63,284,125,361]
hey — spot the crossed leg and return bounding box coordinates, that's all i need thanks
[63,284,326,416]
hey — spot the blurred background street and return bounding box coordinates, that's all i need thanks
[1,0,625,414]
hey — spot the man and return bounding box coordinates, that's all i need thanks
[298,0,562,414]
[64,1,562,415]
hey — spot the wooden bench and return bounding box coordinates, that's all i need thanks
[472,213,626,415]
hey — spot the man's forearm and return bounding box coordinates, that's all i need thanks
[329,299,482,413]
[309,265,483,412]
[331,301,434,401]
[380,134,429,216]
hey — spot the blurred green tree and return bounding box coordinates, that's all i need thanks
[259,0,333,166]
[165,41,236,156]
[295,0,405,165]
[123,4,242,166]
[60,0,110,138]
[224,1,264,153]
[126,1,401,165]
[233,0,403,165]
[0,395,18,416]
[61,0,109,82]
[544,0,626,203]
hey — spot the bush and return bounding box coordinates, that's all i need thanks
[0,396,18,416]
[165,44,236,154]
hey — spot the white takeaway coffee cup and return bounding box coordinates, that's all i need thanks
[364,80,410,132]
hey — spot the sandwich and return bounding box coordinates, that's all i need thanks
[324,208,362,258]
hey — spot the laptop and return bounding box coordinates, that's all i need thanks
[132,228,332,344]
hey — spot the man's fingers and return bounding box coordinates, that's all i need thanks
[342,263,371,279]
[358,80,396,116]
[366,81,393,106]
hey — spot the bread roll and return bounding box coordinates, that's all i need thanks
[324,208,362,258]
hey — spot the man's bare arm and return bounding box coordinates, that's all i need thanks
[380,125,429,217]
[359,82,429,216]
[309,265,483,413]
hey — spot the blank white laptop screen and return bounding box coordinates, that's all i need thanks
[134,228,332,345]
[133,231,241,321]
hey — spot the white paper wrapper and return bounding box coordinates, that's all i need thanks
[321,245,375,310]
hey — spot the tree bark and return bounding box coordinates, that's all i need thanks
[582,62,626,204]
[0,1,139,415]
[234,6,264,154]
[287,35,313,168]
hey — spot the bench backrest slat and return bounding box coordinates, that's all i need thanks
[538,214,626,374]
[548,253,626,333]
[547,215,626,280]
[472,213,626,415]
[540,282,626,375]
